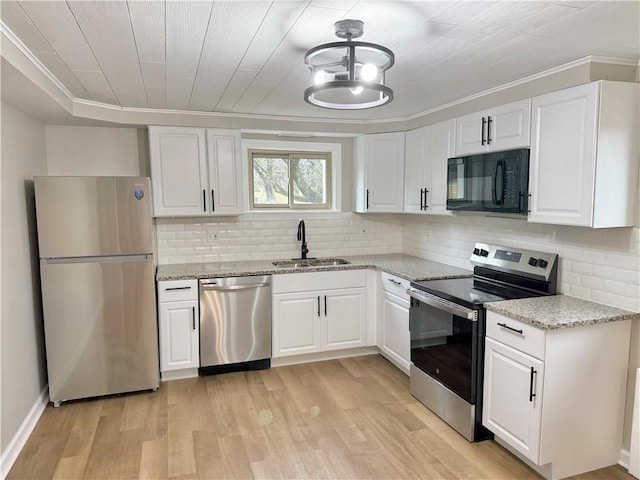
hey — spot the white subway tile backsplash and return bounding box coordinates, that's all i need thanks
[402,215,639,312]
[156,213,402,266]
[155,213,638,312]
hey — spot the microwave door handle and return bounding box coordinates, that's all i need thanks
[493,160,504,206]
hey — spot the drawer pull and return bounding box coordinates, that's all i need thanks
[529,367,537,402]
[165,286,192,291]
[497,322,523,335]
[388,278,402,286]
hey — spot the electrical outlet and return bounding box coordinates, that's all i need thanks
[206,229,218,242]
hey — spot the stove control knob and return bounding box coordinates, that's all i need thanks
[538,258,548,268]
[480,249,489,257]
[528,257,538,267]
[473,248,481,256]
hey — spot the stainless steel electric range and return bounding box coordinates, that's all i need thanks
[407,242,558,442]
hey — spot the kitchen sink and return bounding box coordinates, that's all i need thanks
[272,258,351,268]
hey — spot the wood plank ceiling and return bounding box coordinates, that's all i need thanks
[1,0,638,121]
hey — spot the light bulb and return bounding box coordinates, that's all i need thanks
[314,71,327,85]
[350,86,363,95]
[360,63,378,81]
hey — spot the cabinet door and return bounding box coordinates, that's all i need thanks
[365,132,405,212]
[455,111,487,156]
[528,83,598,226]
[483,337,544,463]
[488,99,531,152]
[149,127,208,217]
[404,127,428,213]
[323,288,367,350]
[159,300,199,371]
[380,291,410,374]
[425,119,456,215]
[207,129,243,215]
[272,292,322,357]
[529,84,597,226]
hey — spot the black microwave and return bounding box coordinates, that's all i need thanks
[446,148,529,214]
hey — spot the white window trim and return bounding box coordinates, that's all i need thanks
[241,139,342,216]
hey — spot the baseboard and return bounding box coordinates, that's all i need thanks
[160,368,199,381]
[271,346,378,368]
[0,385,49,480]
[619,448,630,470]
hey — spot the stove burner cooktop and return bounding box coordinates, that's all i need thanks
[411,276,546,310]
[410,242,558,309]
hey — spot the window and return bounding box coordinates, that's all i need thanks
[250,150,331,209]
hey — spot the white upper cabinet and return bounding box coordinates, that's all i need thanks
[528,81,639,228]
[149,127,208,216]
[354,132,405,213]
[206,129,243,216]
[150,126,243,217]
[455,99,531,156]
[404,119,455,215]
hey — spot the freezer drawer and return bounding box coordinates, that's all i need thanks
[40,258,158,404]
[34,176,153,258]
[199,276,272,367]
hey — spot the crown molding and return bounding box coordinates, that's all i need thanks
[1,23,637,131]
[0,21,74,106]
[407,55,623,120]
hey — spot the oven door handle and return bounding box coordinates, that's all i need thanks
[407,288,477,320]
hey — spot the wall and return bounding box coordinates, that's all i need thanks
[0,104,48,453]
[45,126,147,176]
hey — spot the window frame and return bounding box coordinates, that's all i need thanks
[249,148,332,210]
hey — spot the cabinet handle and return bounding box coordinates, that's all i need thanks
[481,117,487,145]
[211,189,215,212]
[527,192,532,214]
[165,286,192,291]
[424,189,429,209]
[497,322,523,335]
[192,306,196,330]
[317,296,321,317]
[366,189,370,210]
[388,278,402,286]
[487,116,493,144]
[324,295,327,316]
[203,189,206,212]
[529,367,537,402]
[420,188,424,210]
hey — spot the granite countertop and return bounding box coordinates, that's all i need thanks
[156,253,472,282]
[485,294,640,330]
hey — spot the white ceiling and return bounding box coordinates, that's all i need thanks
[1,0,638,122]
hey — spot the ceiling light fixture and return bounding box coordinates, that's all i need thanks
[303,19,395,110]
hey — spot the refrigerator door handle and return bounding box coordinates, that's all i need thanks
[41,254,153,264]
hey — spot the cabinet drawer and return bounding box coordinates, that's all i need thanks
[380,272,410,300]
[158,279,198,302]
[272,270,366,294]
[486,311,545,360]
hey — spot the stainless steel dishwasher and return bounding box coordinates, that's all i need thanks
[199,275,272,374]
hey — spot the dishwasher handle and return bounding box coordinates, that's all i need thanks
[200,282,270,291]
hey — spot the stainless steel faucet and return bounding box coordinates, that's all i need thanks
[297,219,309,259]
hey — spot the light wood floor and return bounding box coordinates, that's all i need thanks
[8,355,632,480]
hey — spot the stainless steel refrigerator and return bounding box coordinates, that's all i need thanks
[34,176,158,406]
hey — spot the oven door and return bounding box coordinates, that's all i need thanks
[408,288,478,404]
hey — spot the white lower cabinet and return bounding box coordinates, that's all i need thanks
[483,337,544,462]
[272,271,367,358]
[483,311,631,479]
[157,280,199,378]
[378,272,410,375]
